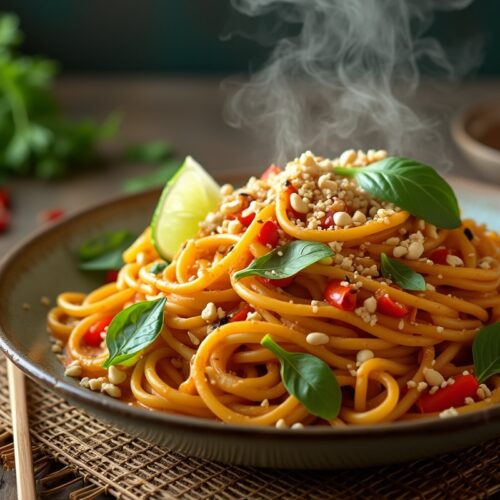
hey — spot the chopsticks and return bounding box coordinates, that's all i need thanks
[7,360,36,500]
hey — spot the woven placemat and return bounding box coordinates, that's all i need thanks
[0,357,498,499]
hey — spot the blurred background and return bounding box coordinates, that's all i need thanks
[0,0,500,248]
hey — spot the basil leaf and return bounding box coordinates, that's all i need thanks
[334,157,461,229]
[123,160,181,194]
[234,240,334,280]
[380,252,426,291]
[261,335,341,420]
[150,262,168,274]
[125,140,172,164]
[103,297,167,368]
[78,231,136,271]
[472,323,500,383]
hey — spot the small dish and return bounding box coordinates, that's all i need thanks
[451,100,500,183]
[0,178,499,469]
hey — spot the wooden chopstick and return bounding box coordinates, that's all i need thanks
[7,360,36,500]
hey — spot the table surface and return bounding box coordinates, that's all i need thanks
[0,76,499,498]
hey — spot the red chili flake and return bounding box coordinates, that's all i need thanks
[39,208,65,223]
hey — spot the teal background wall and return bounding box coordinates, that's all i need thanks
[1,0,499,75]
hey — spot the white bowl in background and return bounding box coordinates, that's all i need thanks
[451,100,500,183]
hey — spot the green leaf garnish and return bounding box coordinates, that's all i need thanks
[472,323,500,383]
[380,252,426,291]
[333,157,461,229]
[261,335,341,420]
[103,297,167,368]
[150,262,167,274]
[79,231,135,271]
[122,160,181,194]
[234,241,334,281]
[125,141,172,164]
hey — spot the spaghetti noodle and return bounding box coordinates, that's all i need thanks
[48,150,500,427]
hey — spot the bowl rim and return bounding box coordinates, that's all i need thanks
[451,99,500,164]
[0,185,499,441]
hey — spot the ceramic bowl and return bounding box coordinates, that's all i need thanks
[0,180,499,469]
[451,100,500,183]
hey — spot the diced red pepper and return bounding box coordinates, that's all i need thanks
[377,294,408,318]
[260,164,282,181]
[257,276,295,288]
[39,208,65,223]
[324,280,357,311]
[0,188,10,208]
[430,248,461,265]
[0,207,10,233]
[321,211,334,229]
[105,270,120,283]
[417,374,480,413]
[229,304,254,322]
[257,220,280,247]
[83,315,114,347]
[238,212,256,227]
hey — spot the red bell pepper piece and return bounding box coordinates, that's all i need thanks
[417,374,480,413]
[430,248,461,265]
[324,280,357,311]
[257,220,280,247]
[105,270,120,283]
[229,304,254,322]
[260,164,282,181]
[84,315,114,347]
[377,294,408,318]
[238,212,256,227]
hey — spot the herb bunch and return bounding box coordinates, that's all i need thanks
[0,13,117,180]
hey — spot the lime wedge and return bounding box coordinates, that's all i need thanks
[151,156,221,260]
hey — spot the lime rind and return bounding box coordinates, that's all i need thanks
[151,156,221,260]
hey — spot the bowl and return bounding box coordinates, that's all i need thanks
[0,182,499,469]
[451,100,500,183]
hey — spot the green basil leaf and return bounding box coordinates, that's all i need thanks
[125,141,172,164]
[334,157,461,229]
[103,297,167,368]
[234,240,334,280]
[261,335,341,420]
[380,252,426,291]
[150,262,168,274]
[472,323,500,383]
[122,160,181,193]
[78,231,135,271]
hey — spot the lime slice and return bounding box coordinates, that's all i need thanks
[151,156,222,260]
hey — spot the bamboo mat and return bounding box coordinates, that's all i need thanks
[0,357,498,499]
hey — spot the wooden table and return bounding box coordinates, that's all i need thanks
[0,76,499,498]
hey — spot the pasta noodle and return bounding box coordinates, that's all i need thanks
[48,150,500,427]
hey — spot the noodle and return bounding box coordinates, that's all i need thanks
[48,150,500,427]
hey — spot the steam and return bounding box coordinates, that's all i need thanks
[224,0,477,167]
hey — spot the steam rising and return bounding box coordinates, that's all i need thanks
[225,0,476,166]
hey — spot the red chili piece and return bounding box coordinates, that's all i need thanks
[377,294,408,317]
[238,211,256,227]
[257,220,280,247]
[40,208,65,223]
[105,270,120,283]
[229,304,255,322]
[260,164,282,181]
[320,211,334,229]
[430,248,461,265]
[324,280,357,311]
[0,188,10,208]
[84,315,114,347]
[257,276,295,288]
[0,207,10,233]
[417,374,480,413]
